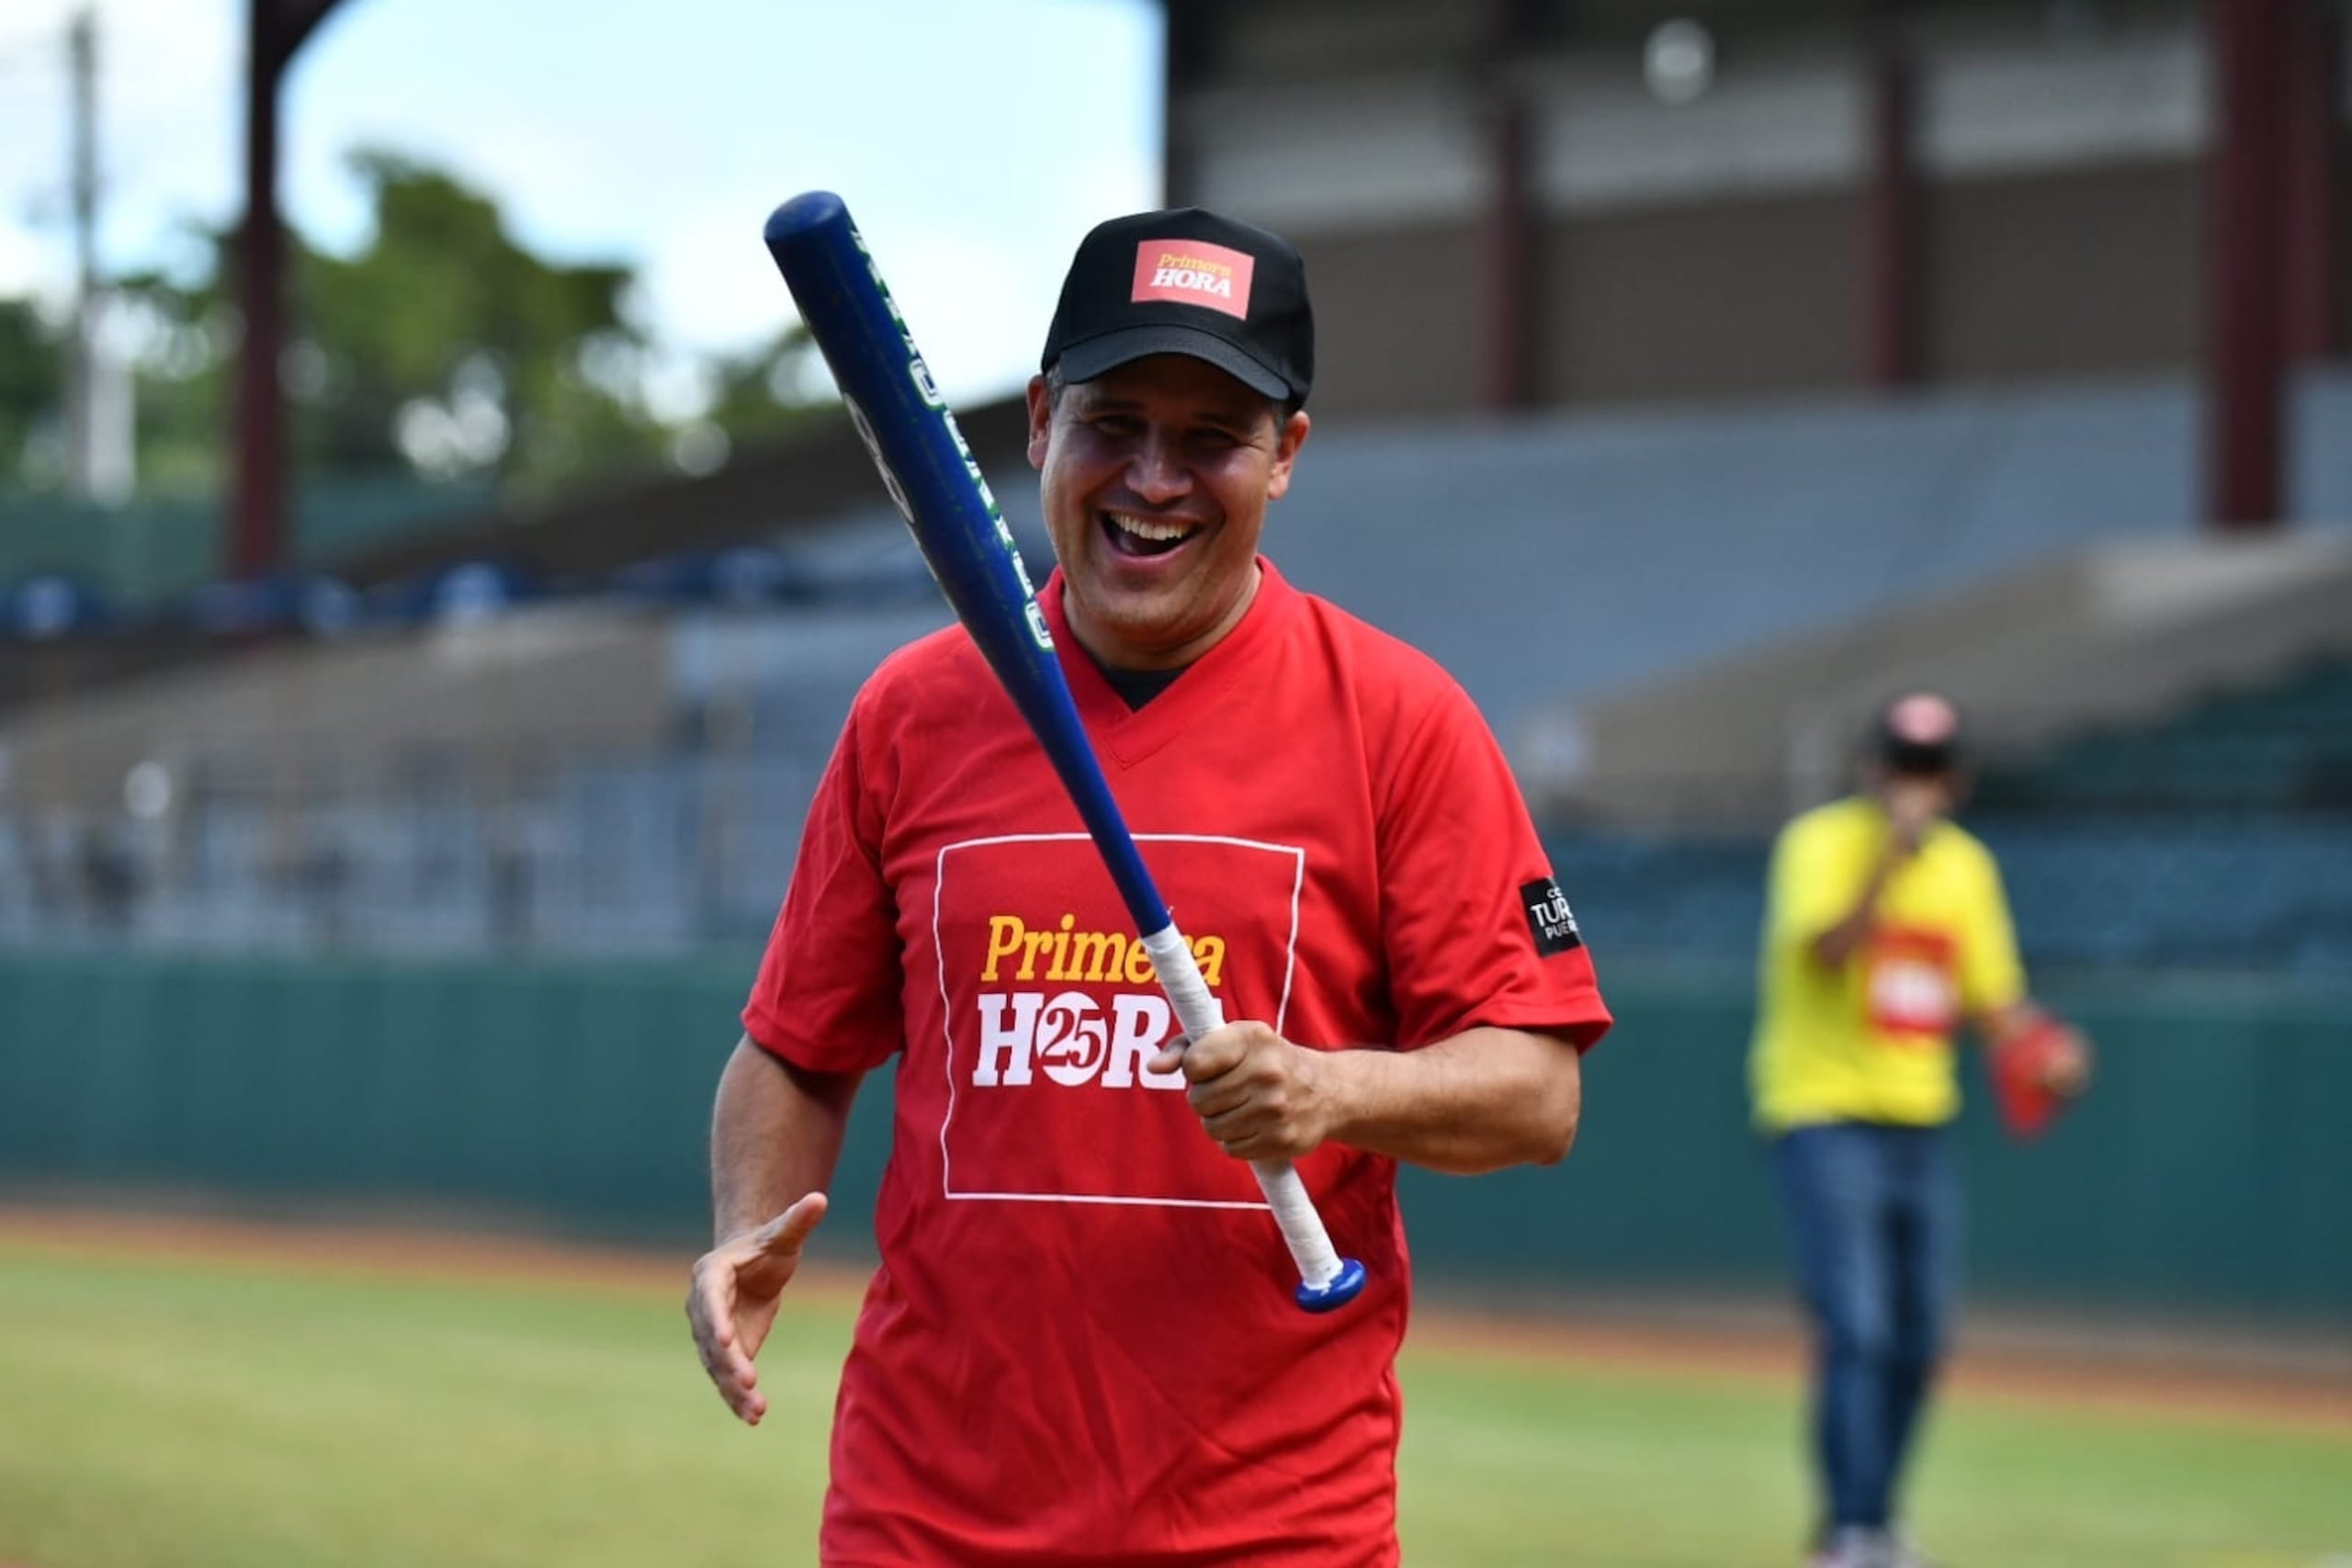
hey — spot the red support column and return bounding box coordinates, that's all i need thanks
[1481,89,1536,411]
[230,0,285,581]
[2284,0,2343,362]
[2205,0,2290,530]
[228,0,345,583]
[1864,28,1921,389]
[1160,0,1218,208]
[1478,0,1545,412]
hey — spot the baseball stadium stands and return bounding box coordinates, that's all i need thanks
[5,374,2348,983]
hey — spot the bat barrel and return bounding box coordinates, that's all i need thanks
[764,192,1170,937]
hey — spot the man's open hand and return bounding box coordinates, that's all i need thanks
[685,1191,828,1425]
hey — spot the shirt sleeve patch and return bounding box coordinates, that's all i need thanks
[1520,876,1583,957]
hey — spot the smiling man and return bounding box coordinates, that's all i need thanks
[687,209,1611,1566]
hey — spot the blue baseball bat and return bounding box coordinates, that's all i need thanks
[763,190,1364,1314]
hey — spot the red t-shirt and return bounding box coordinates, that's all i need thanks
[743,559,1610,1566]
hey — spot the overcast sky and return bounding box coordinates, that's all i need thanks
[0,0,1164,410]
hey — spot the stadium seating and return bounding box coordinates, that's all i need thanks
[1525,626,2352,982]
[8,645,2348,979]
[1540,655,2352,978]
[1547,809,2352,980]
[1973,658,2352,812]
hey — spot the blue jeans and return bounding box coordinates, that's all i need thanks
[1770,1122,1959,1534]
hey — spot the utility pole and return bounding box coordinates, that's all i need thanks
[62,6,100,501]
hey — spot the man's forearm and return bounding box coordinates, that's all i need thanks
[1810,852,1899,968]
[710,1035,862,1242]
[1320,1028,1582,1175]
[1969,1000,2030,1046]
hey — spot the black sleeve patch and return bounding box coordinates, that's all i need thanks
[1520,876,1583,957]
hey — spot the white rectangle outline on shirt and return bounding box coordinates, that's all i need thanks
[933,831,1306,1210]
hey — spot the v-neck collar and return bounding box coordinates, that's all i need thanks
[1042,558,1296,771]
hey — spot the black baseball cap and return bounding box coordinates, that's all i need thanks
[1040,208,1314,406]
[1873,692,1965,775]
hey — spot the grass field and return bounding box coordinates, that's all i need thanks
[1,1225,2346,1568]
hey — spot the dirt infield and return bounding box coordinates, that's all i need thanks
[5,1203,2347,1434]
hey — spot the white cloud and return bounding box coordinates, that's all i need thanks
[638,202,796,352]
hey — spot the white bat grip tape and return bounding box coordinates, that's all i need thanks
[1141,926,1225,1043]
[1141,926,1368,1312]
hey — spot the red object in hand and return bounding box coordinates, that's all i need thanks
[1989,1010,2082,1140]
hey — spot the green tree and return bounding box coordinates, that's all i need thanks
[109,261,232,495]
[699,324,829,451]
[0,298,63,485]
[295,149,668,492]
[117,147,831,499]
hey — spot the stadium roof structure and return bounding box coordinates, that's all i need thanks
[1159,0,2335,525]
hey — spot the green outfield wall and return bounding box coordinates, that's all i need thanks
[1,952,2346,1321]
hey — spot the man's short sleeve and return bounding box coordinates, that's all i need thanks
[1958,841,2026,1019]
[741,699,904,1073]
[1765,812,1857,957]
[1377,684,1611,1052]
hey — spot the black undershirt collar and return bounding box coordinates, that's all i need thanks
[1081,645,1188,710]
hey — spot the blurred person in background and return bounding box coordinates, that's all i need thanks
[75,820,141,937]
[1750,692,2091,1568]
[685,207,1611,1564]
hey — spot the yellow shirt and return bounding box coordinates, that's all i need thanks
[1749,795,2024,1131]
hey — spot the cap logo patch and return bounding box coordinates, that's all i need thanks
[1131,239,1254,320]
[1888,693,1958,745]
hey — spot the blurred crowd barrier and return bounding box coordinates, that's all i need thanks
[0,741,819,956]
[5,631,2349,983]
[5,744,2347,987]
[6,756,2352,988]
